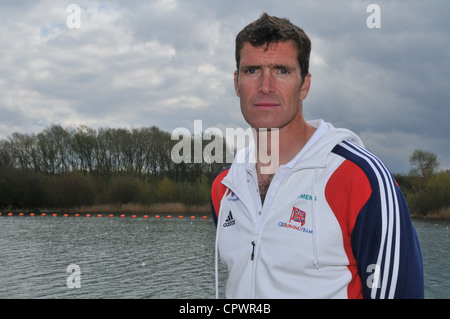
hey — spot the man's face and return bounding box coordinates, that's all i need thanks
[234,41,311,130]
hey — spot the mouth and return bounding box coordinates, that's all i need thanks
[253,102,280,108]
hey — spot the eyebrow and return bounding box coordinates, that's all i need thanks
[240,64,294,71]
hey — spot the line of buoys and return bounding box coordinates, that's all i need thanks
[1,212,208,220]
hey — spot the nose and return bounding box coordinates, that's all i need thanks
[258,71,275,95]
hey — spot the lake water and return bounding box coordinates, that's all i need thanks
[0,214,448,299]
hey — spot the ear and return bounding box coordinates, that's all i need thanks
[300,73,311,101]
[234,70,240,97]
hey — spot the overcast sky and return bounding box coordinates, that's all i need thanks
[1,0,449,173]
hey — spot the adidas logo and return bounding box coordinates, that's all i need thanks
[223,211,236,228]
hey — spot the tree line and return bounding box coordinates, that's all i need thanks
[0,125,448,218]
[394,149,449,218]
[0,124,232,210]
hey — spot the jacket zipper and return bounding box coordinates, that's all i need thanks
[251,240,256,261]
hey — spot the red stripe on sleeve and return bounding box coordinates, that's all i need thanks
[211,168,230,220]
[325,159,372,299]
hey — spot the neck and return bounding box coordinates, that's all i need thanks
[254,118,315,175]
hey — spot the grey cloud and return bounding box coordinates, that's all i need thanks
[0,0,448,173]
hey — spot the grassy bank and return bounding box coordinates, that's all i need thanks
[411,207,450,220]
[1,202,211,216]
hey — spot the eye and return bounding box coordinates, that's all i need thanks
[278,68,289,75]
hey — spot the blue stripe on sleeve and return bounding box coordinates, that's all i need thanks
[333,141,424,299]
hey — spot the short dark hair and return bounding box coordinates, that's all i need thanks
[235,13,311,80]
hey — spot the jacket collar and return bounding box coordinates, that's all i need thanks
[222,119,364,190]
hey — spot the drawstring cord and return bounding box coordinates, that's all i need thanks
[215,222,219,298]
[311,168,320,270]
[214,191,229,299]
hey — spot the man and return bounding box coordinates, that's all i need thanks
[211,13,424,299]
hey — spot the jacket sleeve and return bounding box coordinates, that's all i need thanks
[210,167,230,227]
[332,141,424,299]
[351,172,424,299]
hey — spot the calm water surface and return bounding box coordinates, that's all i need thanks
[0,215,218,299]
[0,215,448,299]
[413,219,449,299]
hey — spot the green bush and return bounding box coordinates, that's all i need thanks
[108,175,149,205]
[155,176,177,203]
[406,172,450,216]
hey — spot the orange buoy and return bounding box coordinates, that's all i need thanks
[8,213,13,216]
[63,214,68,217]
[132,215,137,218]
[202,216,207,219]
[143,215,148,218]
[41,213,46,216]
[155,215,160,219]
[52,213,57,217]
[120,214,125,218]
[178,215,184,219]
[190,216,196,219]
[97,214,102,218]
[86,214,91,217]
[109,214,114,218]
[30,213,35,216]
[75,213,80,217]
[19,213,24,216]
[167,215,172,219]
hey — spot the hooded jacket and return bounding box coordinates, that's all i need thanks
[211,119,424,299]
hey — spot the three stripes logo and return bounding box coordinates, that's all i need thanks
[223,211,235,228]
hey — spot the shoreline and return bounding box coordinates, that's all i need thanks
[411,207,450,220]
[0,203,211,216]
[2,204,449,220]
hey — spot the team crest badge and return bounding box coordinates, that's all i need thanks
[289,206,306,226]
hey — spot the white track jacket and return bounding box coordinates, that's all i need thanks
[211,120,424,299]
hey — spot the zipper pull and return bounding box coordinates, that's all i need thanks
[251,241,256,261]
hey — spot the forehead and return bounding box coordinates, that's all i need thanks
[239,41,299,68]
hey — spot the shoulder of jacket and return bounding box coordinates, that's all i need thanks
[331,140,394,187]
[211,167,231,200]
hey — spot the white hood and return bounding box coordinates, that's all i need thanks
[223,119,364,189]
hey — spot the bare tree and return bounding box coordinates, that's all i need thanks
[409,149,440,180]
